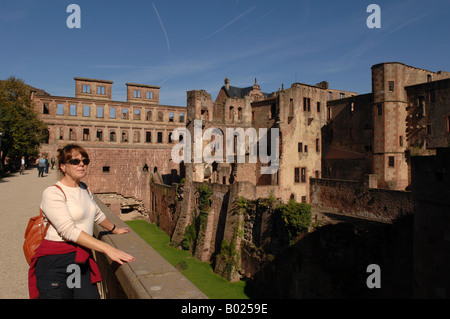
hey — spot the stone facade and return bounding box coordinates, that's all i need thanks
[32,77,186,210]
[325,62,450,190]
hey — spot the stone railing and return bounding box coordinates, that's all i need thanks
[92,195,208,299]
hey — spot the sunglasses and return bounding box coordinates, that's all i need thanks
[67,158,90,166]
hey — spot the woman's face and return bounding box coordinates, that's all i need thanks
[61,151,89,181]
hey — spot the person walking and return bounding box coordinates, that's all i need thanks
[44,155,49,174]
[28,144,135,299]
[20,156,26,175]
[36,155,46,177]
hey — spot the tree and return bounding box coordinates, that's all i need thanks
[0,77,48,167]
[275,199,312,246]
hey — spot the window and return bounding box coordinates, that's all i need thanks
[304,145,308,153]
[43,103,49,114]
[102,166,110,173]
[238,108,242,121]
[70,104,77,116]
[388,156,395,167]
[388,81,394,92]
[316,138,320,152]
[298,142,303,153]
[158,111,163,121]
[97,86,105,95]
[327,107,332,119]
[168,132,172,143]
[301,167,307,183]
[134,90,141,98]
[350,102,355,113]
[69,128,76,140]
[146,110,152,121]
[121,131,128,142]
[110,131,116,142]
[134,109,141,120]
[340,93,345,99]
[399,136,404,147]
[146,131,152,143]
[57,104,64,115]
[180,113,185,123]
[317,102,321,112]
[169,112,174,122]
[122,109,129,119]
[430,89,436,102]
[157,132,163,143]
[294,167,300,183]
[82,85,91,93]
[303,98,311,111]
[133,131,140,143]
[82,128,90,141]
[427,124,432,135]
[377,104,382,116]
[97,130,103,141]
[301,196,307,203]
[447,116,450,133]
[147,91,154,99]
[328,92,332,100]
[83,105,90,117]
[289,99,294,116]
[97,106,103,118]
[110,107,116,119]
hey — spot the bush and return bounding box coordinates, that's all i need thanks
[275,199,311,245]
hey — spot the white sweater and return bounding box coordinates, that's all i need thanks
[40,181,106,243]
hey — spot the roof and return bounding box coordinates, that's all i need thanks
[223,85,272,99]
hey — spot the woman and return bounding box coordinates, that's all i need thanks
[28,144,135,299]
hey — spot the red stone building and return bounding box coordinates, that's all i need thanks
[32,77,186,210]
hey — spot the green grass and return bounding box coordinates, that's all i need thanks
[125,220,249,299]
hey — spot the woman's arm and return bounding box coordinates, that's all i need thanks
[76,231,135,265]
[98,218,131,235]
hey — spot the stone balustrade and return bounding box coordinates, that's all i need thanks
[92,195,208,299]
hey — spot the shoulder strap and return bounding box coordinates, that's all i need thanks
[54,184,67,201]
[79,181,91,195]
[41,184,67,234]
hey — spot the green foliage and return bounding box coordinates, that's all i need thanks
[0,77,48,164]
[181,184,213,251]
[126,220,248,299]
[275,199,312,245]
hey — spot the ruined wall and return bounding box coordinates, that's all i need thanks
[243,213,414,298]
[411,148,450,298]
[310,177,413,223]
[405,78,450,149]
[371,62,450,190]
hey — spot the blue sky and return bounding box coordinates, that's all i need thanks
[1,0,449,106]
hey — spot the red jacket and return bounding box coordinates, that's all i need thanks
[28,239,102,299]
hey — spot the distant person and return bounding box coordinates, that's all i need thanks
[44,155,49,174]
[50,157,55,170]
[20,156,26,175]
[36,155,46,177]
[28,144,135,299]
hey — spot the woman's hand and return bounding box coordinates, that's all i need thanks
[111,227,131,235]
[105,246,135,265]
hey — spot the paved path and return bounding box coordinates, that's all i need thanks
[0,167,58,299]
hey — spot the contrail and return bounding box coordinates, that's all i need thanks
[203,6,256,40]
[153,3,170,52]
